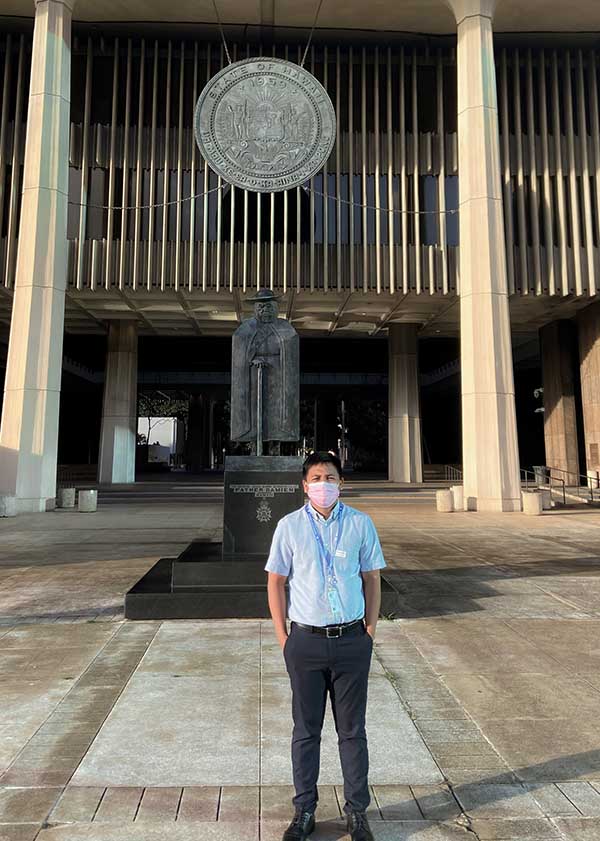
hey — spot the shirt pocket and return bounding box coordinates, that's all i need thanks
[334,542,360,575]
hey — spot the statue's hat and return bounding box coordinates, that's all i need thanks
[247,288,281,303]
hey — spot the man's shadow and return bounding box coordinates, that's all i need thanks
[380,555,600,619]
[306,749,600,839]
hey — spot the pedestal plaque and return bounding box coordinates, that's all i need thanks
[223,455,304,558]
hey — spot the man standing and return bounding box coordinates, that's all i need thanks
[265,451,386,841]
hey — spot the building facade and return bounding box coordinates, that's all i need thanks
[0,0,599,511]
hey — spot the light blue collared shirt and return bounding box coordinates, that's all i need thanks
[264,500,387,626]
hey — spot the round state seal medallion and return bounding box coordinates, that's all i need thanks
[194,57,336,193]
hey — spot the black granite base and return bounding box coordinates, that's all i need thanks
[222,456,304,558]
[125,540,404,620]
[124,559,277,619]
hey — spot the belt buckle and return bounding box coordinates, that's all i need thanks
[326,625,342,638]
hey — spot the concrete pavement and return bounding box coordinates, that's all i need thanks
[2,484,600,839]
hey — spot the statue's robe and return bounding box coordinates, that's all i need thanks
[231,317,299,443]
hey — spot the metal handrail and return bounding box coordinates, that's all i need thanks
[56,463,98,490]
[437,463,596,507]
[444,465,463,482]
[542,465,599,504]
[521,467,566,506]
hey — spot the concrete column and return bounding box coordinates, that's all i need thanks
[208,397,215,468]
[174,417,186,468]
[577,302,600,477]
[98,322,138,484]
[0,0,75,512]
[540,320,580,482]
[444,0,521,511]
[186,395,209,472]
[388,324,423,483]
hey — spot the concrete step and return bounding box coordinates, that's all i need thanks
[91,484,439,506]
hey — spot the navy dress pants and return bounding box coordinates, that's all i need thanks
[283,621,373,816]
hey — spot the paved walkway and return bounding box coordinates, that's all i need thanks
[2,485,600,839]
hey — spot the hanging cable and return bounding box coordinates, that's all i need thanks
[300,0,325,69]
[303,185,459,215]
[67,184,223,212]
[66,182,458,215]
[211,0,323,69]
[211,0,233,65]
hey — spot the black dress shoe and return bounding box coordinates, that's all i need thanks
[282,810,315,841]
[346,810,374,841]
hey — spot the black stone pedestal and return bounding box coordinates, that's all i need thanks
[223,455,304,558]
[125,455,305,619]
[124,539,405,620]
[125,541,276,619]
[124,455,406,620]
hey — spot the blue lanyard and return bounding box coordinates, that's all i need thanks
[304,502,345,584]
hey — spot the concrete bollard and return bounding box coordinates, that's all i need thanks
[450,484,464,512]
[522,490,543,516]
[0,496,17,517]
[78,489,98,513]
[539,488,552,510]
[436,489,454,513]
[57,487,76,509]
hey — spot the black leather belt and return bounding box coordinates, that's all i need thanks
[291,618,365,638]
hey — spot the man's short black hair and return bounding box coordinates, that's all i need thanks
[302,451,343,479]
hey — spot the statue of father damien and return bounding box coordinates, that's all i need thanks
[231,289,299,453]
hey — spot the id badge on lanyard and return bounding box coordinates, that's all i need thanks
[327,586,343,616]
[305,503,345,615]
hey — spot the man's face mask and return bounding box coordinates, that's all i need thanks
[306,481,340,508]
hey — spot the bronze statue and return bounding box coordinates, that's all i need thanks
[231,289,299,455]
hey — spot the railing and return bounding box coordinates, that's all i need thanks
[56,464,98,490]
[541,465,600,505]
[421,463,599,506]
[521,467,566,506]
[444,465,463,482]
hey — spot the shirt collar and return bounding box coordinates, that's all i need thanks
[308,499,341,523]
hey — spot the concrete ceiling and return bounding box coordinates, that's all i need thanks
[60,289,600,338]
[2,0,600,33]
[0,284,592,339]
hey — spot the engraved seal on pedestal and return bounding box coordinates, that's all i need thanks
[194,57,336,193]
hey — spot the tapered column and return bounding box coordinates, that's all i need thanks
[388,324,423,483]
[540,321,580,482]
[207,397,215,468]
[444,0,521,511]
[577,302,600,480]
[185,394,211,473]
[0,0,75,512]
[174,417,186,468]
[98,322,138,484]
